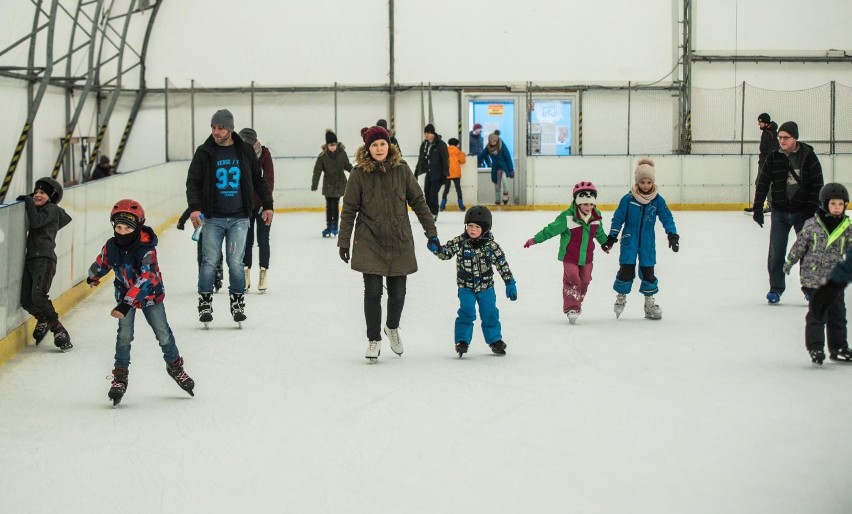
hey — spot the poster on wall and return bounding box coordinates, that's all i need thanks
[530,100,572,156]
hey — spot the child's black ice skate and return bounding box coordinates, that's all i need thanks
[51,322,73,352]
[230,293,246,327]
[198,293,213,327]
[830,347,852,362]
[33,321,49,345]
[490,340,507,356]
[455,341,469,358]
[810,349,826,366]
[166,357,195,397]
[108,367,129,407]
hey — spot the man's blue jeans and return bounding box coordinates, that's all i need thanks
[114,302,180,368]
[767,209,809,295]
[199,217,249,294]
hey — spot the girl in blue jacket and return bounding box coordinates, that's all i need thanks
[601,159,679,320]
[479,132,514,205]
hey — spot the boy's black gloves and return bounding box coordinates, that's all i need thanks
[809,280,846,319]
[601,235,618,252]
[667,233,680,252]
[753,209,764,228]
[339,247,350,263]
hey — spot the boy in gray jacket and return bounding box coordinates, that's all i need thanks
[16,177,73,351]
[784,183,852,364]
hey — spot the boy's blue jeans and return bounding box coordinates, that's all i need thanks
[114,302,180,368]
[455,287,502,345]
[199,217,249,294]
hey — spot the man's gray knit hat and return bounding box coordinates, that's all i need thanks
[211,109,234,131]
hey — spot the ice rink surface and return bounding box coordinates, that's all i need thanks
[2,209,851,513]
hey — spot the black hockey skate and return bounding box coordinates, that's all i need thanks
[230,293,246,326]
[198,293,213,326]
[455,341,469,358]
[830,347,852,362]
[108,367,129,407]
[490,340,507,356]
[51,322,73,352]
[33,321,49,345]
[810,349,826,365]
[166,356,195,397]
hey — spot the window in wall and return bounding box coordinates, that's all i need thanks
[470,100,516,157]
[529,99,573,156]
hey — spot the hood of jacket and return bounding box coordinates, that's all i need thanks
[354,143,402,173]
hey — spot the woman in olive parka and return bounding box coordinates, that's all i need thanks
[337,125,438,362]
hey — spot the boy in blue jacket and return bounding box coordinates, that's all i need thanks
[88,199,195,406]
[428,205,517,357]
[601,159,679,320]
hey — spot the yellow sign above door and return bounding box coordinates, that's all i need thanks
[487,104,505,116]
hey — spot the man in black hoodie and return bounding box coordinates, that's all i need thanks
[752,121,824,304]
[186,109,274,325]
[745,113,779,214]
[414,123,449,219]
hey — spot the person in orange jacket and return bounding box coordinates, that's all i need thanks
[441,138,466,211]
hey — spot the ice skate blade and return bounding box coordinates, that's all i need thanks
[569,319,577,325]
[366,357,378,364]
[644,315,662,320]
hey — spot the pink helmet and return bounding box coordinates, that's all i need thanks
[572,181,597,201]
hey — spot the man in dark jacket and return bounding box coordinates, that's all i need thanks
[186,109,274,324]
[469,123,485,166]
[745,113,779,213]
[752,121,823,304]
[414,123,449,219]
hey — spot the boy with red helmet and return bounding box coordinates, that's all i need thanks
[523,181,610,324]
[87,199,195,406]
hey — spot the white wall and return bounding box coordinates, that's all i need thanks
[0,162,187,339]
[2,1,852,200]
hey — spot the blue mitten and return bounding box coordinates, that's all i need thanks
[427,236,440,253]
[506,280,517,301]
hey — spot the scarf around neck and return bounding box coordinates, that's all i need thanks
[631,184,658,205]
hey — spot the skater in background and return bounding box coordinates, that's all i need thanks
[239,127,275,293]
[177,207,224,292]
[312,129,352,237]
[784,183,852,365]
[601,158,679,320]
[479,131,514,205]
[752,120,823,304]
[523,181,609,324]
[338,125,437,362]
[428,205,516,356]
[468,123,484,167]
[186,109,274,325]
[90,155,114,181]
[440,137,466,212]
[744,113,778,214]
[414,123,449,220]
[16,177,73,351]
[87,199,194,406]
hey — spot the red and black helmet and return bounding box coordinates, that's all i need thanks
[110,198,146,228]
